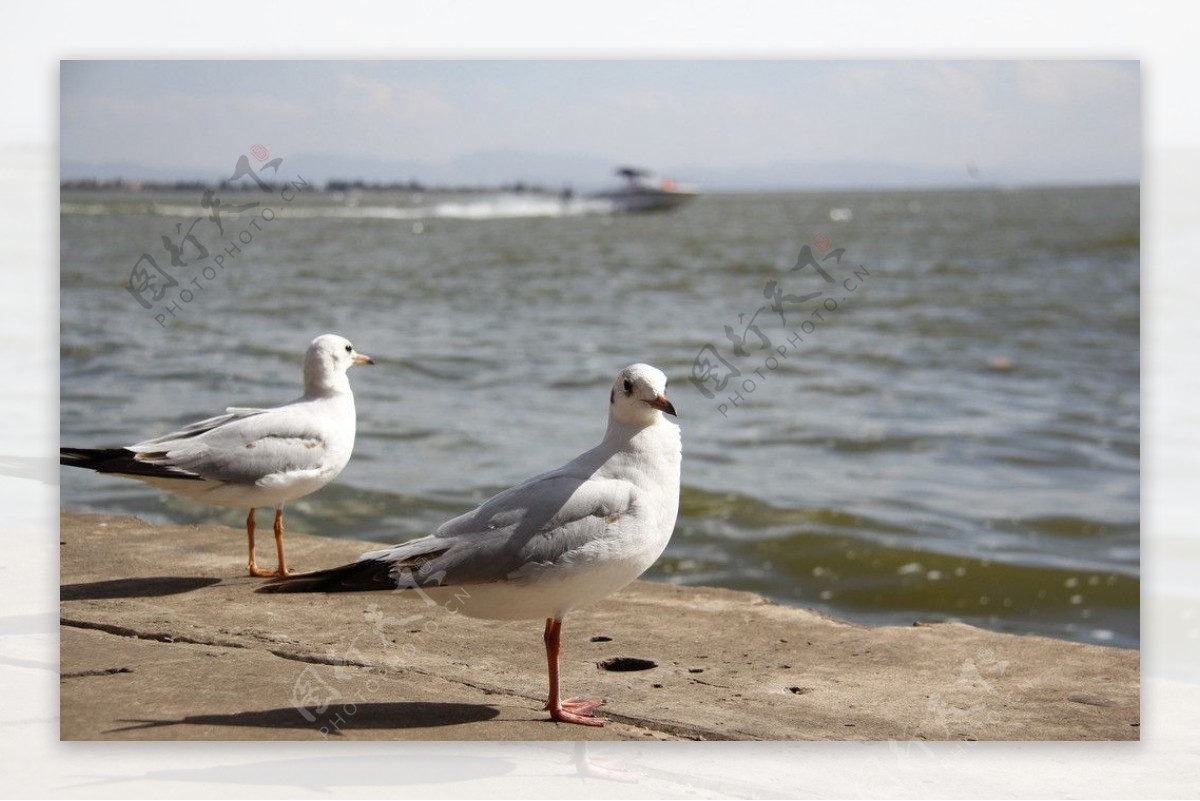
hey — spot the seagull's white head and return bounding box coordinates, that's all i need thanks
[304,334,374,395]
[608,363,677,427]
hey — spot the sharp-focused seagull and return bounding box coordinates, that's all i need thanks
[61,334,374,577]
[260,363,681,726]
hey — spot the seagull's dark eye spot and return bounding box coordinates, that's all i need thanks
[623,379,633,396]
[344,344,353,353]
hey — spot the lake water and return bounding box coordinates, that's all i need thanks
[60,183,1140,649]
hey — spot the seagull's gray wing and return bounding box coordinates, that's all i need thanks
[127,402,338,486]
[133,406,270,446]
[362,472,636,588]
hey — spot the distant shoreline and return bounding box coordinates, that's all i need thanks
[60,180,1140,195]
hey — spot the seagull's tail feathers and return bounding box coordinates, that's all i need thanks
[59,447,203,482]
[256,546,451,594]
[255,559,397,593]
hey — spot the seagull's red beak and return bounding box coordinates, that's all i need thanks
[647,394,677,417]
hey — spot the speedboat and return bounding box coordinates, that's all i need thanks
[589,167,698,214]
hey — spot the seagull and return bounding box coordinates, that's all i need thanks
[60,334,374,577]
[260,363,681,726]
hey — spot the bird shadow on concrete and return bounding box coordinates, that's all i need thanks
[60,576,222,601]
[106,701,501,734]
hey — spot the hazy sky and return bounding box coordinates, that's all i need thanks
[61,60,1139,186]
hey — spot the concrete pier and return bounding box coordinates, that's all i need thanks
[59,513,1139,741]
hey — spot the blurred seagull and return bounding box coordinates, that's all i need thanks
[260,363,681,726]
[61,334,374,577]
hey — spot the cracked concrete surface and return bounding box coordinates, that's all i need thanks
[60,513,1139,740]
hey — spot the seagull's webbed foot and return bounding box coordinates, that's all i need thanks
[547,696,607,726]
[248,565,290,578]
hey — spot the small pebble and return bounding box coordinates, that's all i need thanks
[988,355,1015,370]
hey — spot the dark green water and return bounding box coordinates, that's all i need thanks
[60,185,1140,648]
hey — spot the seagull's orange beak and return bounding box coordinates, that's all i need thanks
[647,393,677,417]
[352,353,375,366]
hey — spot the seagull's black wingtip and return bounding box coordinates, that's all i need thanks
[59,447,205,481]
[255,559,399,594]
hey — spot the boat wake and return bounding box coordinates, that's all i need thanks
[60,193,622,222]
[430,194,618,219]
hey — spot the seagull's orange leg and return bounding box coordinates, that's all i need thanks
[543,617,606,726]
[272,506,290,576]
[246,507,285,578]
[246,508,265,577]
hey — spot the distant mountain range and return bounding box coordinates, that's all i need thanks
[59,148,1136,191]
